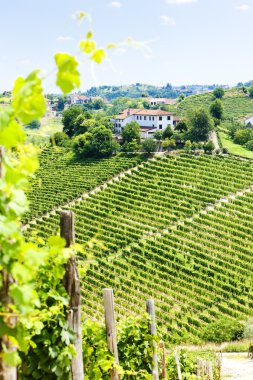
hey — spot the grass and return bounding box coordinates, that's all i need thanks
[219,131,253,159]
[25,117,63,137]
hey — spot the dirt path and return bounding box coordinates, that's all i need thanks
[209,130,220,150]
[222,353,253,379]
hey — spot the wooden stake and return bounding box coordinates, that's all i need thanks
[146,299,159,380]
[60,211,84,380]
[208,361,213,380]
[0,146,17,380]
[159,341,166,379]
[174,349,182,380]
[196,358,201,380]
[103,289,120,380]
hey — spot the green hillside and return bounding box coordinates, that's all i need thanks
[173,88,253,121]
[25,151,253,344]
[24,148,145,222]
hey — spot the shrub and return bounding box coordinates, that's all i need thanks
[50,132,70,147]
[222,147,229,154]
[234,129,253,145]
[203,140,215,154]
[142,138,157,154]
[245,140,253,151]
[163,125,174,139]
[202,318,244,343]
[213,87,225,99]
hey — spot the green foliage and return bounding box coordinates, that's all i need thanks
[55,53,80,94]
[62,106,83,137]
[142,139,157,155]
[122,139,141,153]
[202,318,244,343]
[249,86,253,98]
[184,140,192,153]
[210,99,223,120]
[82,319,115,380]
[213,87,225,99]
[203,140,215,153]
[162,138,176,150]
[166,350,197,380]
[56,96,67,112]
[153,130,163,141]
[118,314,154,379]
[189,108,213,141]
[73,126,119,158]
[174,120,188,133]
[122,122,141,143]
[26,120,41,129]
[50,132,70,147]
[233,128,253,145]
[163,125,174,139]
[245,140,253,151]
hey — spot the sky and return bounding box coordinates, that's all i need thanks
[0,0,252,92]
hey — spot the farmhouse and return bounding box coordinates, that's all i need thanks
[70,94,88,105]
[112,108,177,138]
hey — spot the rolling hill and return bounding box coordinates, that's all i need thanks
[24,149,253,344]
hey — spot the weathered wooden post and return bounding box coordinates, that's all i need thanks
[217,352,222,380]
[159,341,166,379]
[208,361,213,380]
[103,288,120,380]
[196,357,201,379]
[0,146,17,380]
[146,299,159,380]
[174,349,183,380]
[60,210,84,380]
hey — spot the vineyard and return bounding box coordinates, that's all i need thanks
[172,88,253,121]
[24,147,145,222]
[25,151,253,344]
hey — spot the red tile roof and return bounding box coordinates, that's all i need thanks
[114,108,139,120]
[135,109,172,116]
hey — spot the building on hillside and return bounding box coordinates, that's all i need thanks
[147,98,177,106]
[70,94,88,105]
[111,108,176,139]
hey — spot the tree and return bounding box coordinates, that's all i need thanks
[184,140,192,153]
[153,130,163,141]
[213,87,225,99]
[163,125,173,139]
[210,99,223,121]
[142,138,157,154]
[73,126,119,158]
[249,86,253,98]
[122,121,140,143]
[189,108,214,141]
[178,94,185,102]
[91,126,119,157]
[122,139,140,153]
[56,96,67,111]
[26,119,41,129]
[50,132,70,147]
[62,106,83,137]
[234,129,253,145]
[162,138,176,151]
[203,140,215,154]
[174,120,188,133]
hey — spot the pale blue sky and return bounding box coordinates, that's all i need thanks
[0,0,252,92]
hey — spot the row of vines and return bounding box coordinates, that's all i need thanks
[25,153,253,344]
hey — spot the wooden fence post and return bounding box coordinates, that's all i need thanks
[196,357,201,379]
[60,211,84,380]
[146,299,159,380]
[0,146,17,380]
[103,289,120,380]
[174,349,183,380]
[159,341,166,379]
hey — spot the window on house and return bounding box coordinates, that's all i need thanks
[144,116,146,120]
[140,116,142,120]
[152,116,155,121]
[167,116,171,120]
[159,125,163,129]
[159,116,162,120]
[137,116,139,120]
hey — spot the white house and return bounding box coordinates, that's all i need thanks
[147,98,177,106]
[111,108,175,138]
[70,94,88,105]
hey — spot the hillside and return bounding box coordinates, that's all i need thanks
[173,88,253,121]
[25,151,253,344]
